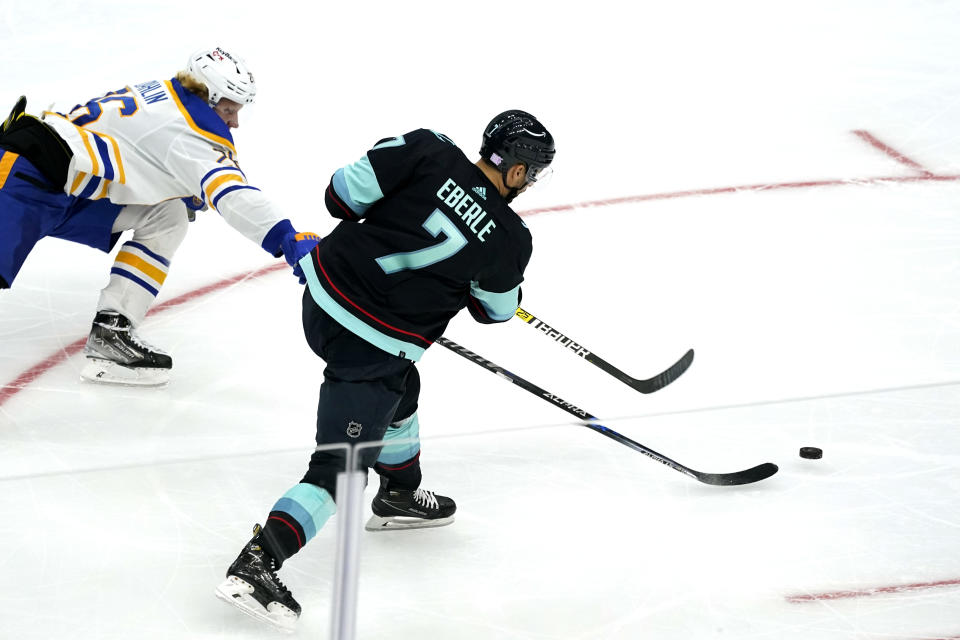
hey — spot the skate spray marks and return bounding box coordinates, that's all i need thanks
[0,262,287,407]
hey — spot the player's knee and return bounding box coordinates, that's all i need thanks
[383,368,419,427]
[301,449,355,499]
[299,471,341,501]
[155,201,189,245]
[131,201,189,247]
[167,207,189,246]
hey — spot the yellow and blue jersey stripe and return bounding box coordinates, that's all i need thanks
[46,112,126,198]
[166,78,236,154]
[199,165,259,211]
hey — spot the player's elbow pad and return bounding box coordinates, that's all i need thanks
[324,178,360,221]
[467,296,508,324]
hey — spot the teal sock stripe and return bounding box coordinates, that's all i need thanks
[272,483,336,543]
[376,412,421,465]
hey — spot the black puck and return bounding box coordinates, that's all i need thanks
[799,447,823,459]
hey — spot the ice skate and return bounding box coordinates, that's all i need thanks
[215,524,301,633]
[366,486,456,531]
[80,311,171,386]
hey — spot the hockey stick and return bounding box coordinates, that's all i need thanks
[436,337,777,486]
[515,308,694,394]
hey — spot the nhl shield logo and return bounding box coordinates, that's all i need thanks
[346,421,363,438]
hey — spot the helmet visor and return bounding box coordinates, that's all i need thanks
[525,164,553,186]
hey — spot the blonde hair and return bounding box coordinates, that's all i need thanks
[176,71,210,102]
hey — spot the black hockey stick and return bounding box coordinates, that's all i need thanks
[515,308,694,394]
[436,336,777,486]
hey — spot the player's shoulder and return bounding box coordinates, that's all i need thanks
[156,77,236,152]
[407,128,458,147]
[501,206,533,245]
[374,128,461,156]
[373,127,472,175]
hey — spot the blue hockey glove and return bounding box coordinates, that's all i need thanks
[281,231,322,284]
[182,195,206,222]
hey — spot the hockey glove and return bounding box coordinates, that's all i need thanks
[182,196,206,222]
[281,231,322,284]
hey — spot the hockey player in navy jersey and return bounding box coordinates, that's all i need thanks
[0,47,317,385]
[216,111,555,631]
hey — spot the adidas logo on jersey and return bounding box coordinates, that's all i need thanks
[472,186,487,200]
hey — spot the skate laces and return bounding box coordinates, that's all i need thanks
[119,324,166,355]
[255,542,292,598]
[94,313,165,354]
[249,526,291,597]
[269,562,292,598]
[126,328,163,353]
[412,488,439,509]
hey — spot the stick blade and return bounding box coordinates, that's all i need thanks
[695,462,779,486]
[634,348,695,393]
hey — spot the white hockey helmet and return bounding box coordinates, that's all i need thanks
[186,47,257,107]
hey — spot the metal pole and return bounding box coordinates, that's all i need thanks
[329,468,365,640]
[328,436,421,640]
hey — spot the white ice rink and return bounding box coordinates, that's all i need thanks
[2,1,960,638]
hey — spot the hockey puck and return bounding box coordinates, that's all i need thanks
[799,447,823,459]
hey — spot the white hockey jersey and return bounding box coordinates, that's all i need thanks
[43,78,289,253]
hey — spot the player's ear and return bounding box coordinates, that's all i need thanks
[506,163,527,187]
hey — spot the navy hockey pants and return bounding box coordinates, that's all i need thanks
[299,289,422,498]
[0,148,122,288]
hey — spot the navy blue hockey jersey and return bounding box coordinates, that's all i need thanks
[300,129,532,361]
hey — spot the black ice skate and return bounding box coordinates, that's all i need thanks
[215,524,301,633]
[80,311,172,386]
[366,486,457,531]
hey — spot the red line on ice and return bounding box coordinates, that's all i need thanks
[786,577,960,603]
[0,262,286,407]
[520,172,960,217]
[0,339,89,407]
[852,129,935,176]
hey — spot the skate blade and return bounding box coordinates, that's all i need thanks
[215,576,298,634]
[365,514,455,532]
[80,359,169,387]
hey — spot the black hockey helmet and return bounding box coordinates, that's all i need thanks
[480,110,555,184]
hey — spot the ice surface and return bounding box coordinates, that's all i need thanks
[2,1,960,638]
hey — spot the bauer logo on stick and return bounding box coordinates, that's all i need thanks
[515,309,534,322]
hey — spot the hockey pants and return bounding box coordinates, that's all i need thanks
[299,291,422,497]
[0,146,188,327]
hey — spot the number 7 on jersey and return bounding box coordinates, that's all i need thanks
[375,209,467,274]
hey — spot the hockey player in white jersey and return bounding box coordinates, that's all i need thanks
[0,47,319,385]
